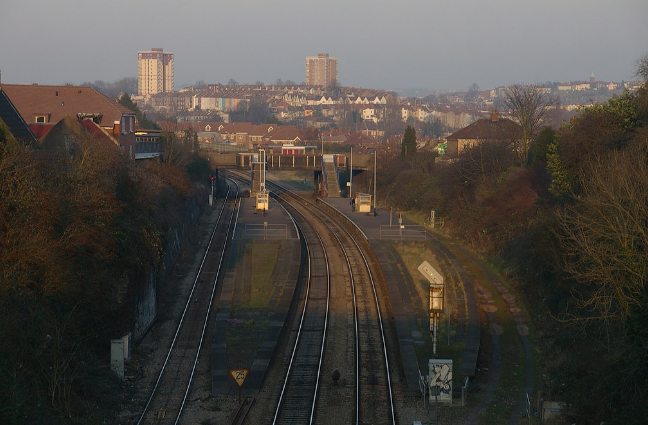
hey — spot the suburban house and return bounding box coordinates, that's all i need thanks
[359,122,385,140]
[362,106,377,123]
[249,124,276,148]
[0,84,146,159]
[215,122,254,148]
[445,111,521,156]
[156,121,316,150]
[322,131,348,145]
[265,126,302,145]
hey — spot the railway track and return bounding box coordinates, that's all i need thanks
[136,179,239,424]
[271,192,330,424]
[328,219,395,425]
[225,170,395,424]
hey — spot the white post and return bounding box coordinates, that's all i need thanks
[433,313,439,356]
[350,145,353,198]
[111,339,125,379]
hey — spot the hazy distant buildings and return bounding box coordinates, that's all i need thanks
[305,53,338,87]
[138,48,174,97]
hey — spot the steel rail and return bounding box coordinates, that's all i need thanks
[328,229,361,424]
[174,178,240,423]
[268,192,331,425]
[268,178,396,425]
[224,170,331,425]
[340,215,396,425]
[225,169,395,424]
[136,180,238,424]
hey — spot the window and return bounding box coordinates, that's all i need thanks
[35,116,47,123]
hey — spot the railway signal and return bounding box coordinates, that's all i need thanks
[209,175,215,206]
[418,261,444,356]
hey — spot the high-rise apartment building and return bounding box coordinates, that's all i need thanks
[138,48,174,96]
[305,53,338,87]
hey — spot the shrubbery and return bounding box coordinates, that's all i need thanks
[378,72,648,423]
[0,128,208,424]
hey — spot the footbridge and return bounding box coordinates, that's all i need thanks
[204,151,374,198]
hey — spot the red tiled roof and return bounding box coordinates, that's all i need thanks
[250,124,275,136]
[230,122,253,134]
[266,126,301,143]
[28,123,55,139]
[1,84,134,126]
[78,119,117,147]
[446,117,521,141]
[36,115,120,154]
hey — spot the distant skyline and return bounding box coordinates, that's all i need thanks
[1,0,647,93]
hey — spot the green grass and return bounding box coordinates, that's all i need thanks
[393,242,465,372]
[442,242,539,424]
[248,242,279,309]
[394,232,541,423]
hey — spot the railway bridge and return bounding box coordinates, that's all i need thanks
[203,151,374,198]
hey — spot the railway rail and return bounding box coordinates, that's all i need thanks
[136,180,239,424]
[225,170,396,425]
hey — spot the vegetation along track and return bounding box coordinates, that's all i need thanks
[135,180,239,424]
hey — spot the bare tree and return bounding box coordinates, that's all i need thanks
[453,139,517,185]
[556,142,648,323]
[465,83,480,101]
[383,93,404,137]
[503,84,557,165]
[160,129,194,168]
[635,53,648,82]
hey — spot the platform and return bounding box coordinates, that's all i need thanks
[212,196,301,396]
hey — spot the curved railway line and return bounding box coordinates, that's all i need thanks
[119,167,538,425]
[225,170,396,425]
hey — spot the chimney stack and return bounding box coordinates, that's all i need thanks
[491,110,499,122]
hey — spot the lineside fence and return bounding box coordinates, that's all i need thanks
[240,223,291,239]
[380,225,427,241]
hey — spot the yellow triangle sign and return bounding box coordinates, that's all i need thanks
[229,369,249,388]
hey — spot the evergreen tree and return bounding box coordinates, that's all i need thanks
[118,94,159,130]
[401,125,416,156]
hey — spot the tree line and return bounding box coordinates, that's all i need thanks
[378,55,648,424]
[0,122,210,423]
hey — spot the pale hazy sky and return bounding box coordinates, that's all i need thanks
[1,0,646,93]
